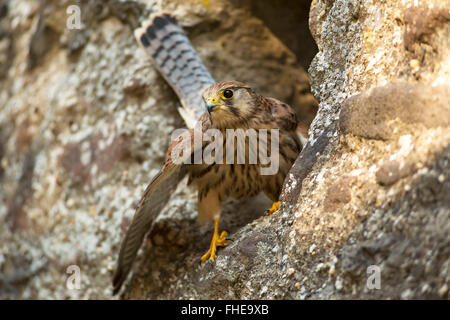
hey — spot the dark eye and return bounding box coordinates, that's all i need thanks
[222,89,234,99]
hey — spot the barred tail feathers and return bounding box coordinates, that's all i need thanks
[134,13,215,128]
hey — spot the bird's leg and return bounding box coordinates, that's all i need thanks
[264,201,281,215]
[263,190,281,215]
[201,218,228,262]
[198,189,228,262]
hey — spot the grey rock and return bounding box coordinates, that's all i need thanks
[0,0,449,300]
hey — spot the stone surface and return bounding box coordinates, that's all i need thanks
[0,0,316,299]
[339,82,450,140]
[0,0,449,300]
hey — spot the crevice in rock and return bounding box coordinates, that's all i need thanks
[234,0,318,71]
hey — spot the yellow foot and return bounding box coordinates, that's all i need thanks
[265,201,281,215]
[201,219,229,262]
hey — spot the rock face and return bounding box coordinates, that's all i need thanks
[0,0,448,300]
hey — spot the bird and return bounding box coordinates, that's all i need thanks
[112,12,303,295]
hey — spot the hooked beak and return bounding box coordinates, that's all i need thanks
[206,97,220,113]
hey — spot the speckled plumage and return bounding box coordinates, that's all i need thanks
[113,13,303,295]
[188,81,302,222]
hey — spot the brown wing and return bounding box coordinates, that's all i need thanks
[262,96,308,161]
[112,113,211,295]
[112,163,185,295]
[264,97,298,132]
[264,97,309,145]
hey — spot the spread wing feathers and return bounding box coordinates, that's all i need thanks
[112,163,186,295]
[134,13,216,128]
[112,114,211,295]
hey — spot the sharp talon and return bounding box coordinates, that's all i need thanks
[265,201,281,216]
[207,259,214,266]
[219,230,228,239]
[225,237,233,241]
[201,219,229,262]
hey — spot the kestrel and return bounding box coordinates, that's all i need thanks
[112,13,303,295]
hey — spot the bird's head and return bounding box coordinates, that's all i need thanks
[202,81,257,128]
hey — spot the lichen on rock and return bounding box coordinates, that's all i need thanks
[0,0,448,300]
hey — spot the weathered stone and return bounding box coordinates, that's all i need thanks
[376,160,415,186]
[0,0,316,299]
[1,0,449,300]
[323,176,355,212]
[404,5,450,53]
[339,83,450,140]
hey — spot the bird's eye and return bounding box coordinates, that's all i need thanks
[222,89,234,99]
